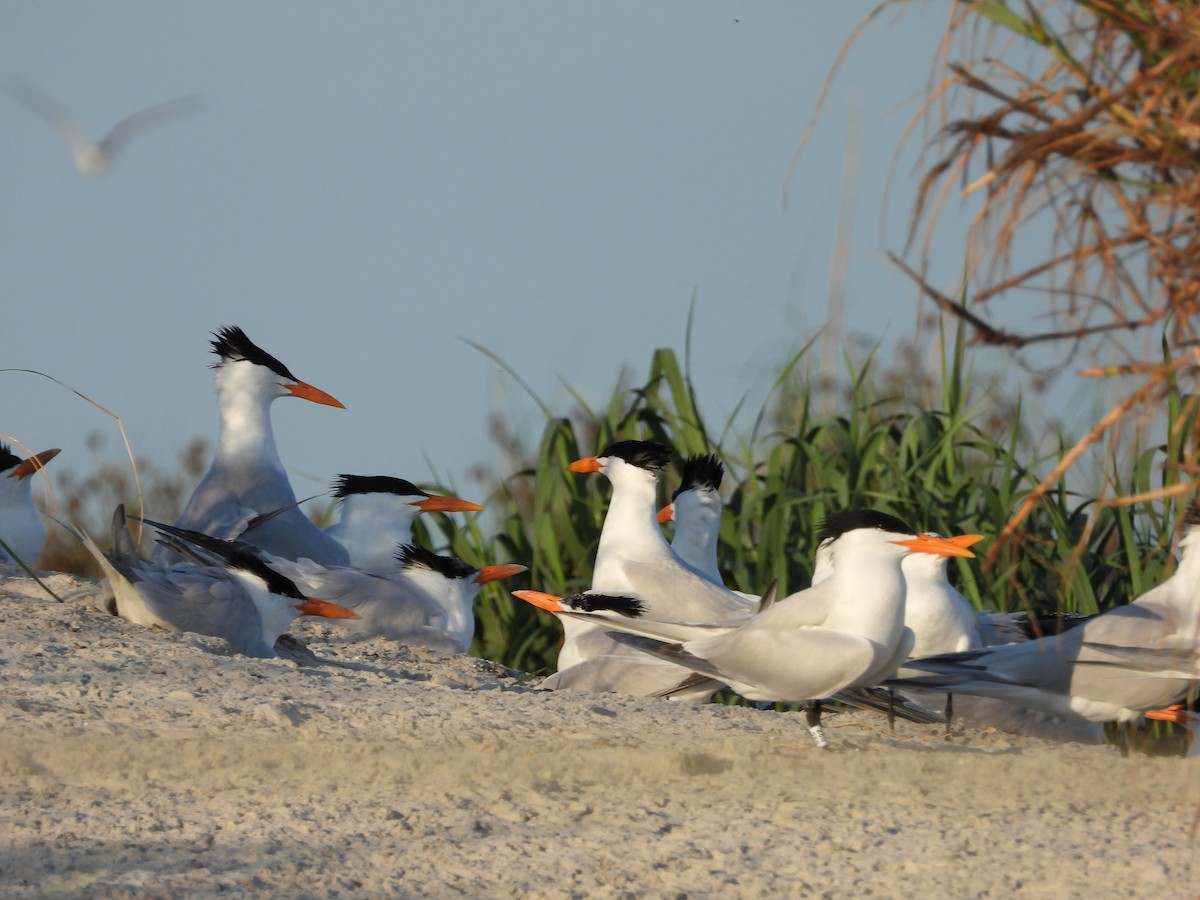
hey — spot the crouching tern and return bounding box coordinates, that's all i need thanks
[80,506,357,658]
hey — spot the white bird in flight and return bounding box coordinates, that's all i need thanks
[163,326,350,567]
[0,443,61,566]
[6,77,201,176]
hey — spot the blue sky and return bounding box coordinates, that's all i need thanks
[4,3,1026,509]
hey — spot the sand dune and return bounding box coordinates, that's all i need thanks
[1,567,1196,896]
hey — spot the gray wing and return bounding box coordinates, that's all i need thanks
[143,567,273,657]
[6,77,92,151]
[621,558,757,621]
[272,559,443,642]
[99,94,202,159]
[544,652,717,701]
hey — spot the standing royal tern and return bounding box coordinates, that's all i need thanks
[164,326,349,566]
[889,504,1200,724]
[1075,644,1199,752]
[323,474,484,575]
[80,507,358,658]
[6,77,201,176]
[0,443,60,566]
[560,510,977,746]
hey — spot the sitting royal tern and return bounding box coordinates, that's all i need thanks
[543,441,756,700]
[323,474,484,574]
[147,514,523,653]
[658,453,726,586]
[265,542,525,653]
[558,510,978,746]
[888,504,1200,725]
[0,443,60,566]
[889,533,1106,740]
[79,507,358,658]
[569,440,755,617]
[164,326,349,566]
[514,588,729,700]
[6,77,201,176]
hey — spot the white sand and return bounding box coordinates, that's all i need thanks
[2,567,1197,897]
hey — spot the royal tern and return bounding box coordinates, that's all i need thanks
[1075,644,1200,753]
[888,543,1102,739]
[544,441,755,699]
[515,586,945,723]
[569,441,754,617]
[323,475,484,574]
[514,588,723,699]
[0,444,60,566]
[658,453,726,586]
[6,77,200,176]
[559,510,977,746]
[80,507,357,658]
[149,513,522,653]
[266,542,525,653]
[164,326,349,566]
[889,505,1200,724]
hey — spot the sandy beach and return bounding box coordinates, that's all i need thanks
[2,567,1196,898]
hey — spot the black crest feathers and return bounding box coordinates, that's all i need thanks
[334,475,427,499]
[210,326,299,382]
[818,509,915,543]
[0,443,21,473]
[673,453,723,500]
[597,440,672,472]
[394,543,476,580]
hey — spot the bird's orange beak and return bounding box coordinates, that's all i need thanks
[474,564,527,585]
[512,589,565,613]
[413,495,486,513]
[284,381,345,409]
[657,504,675,525]
[891,532,981,558]
[296,598,359,618]
[946,533,986,550]
[8,447,61,480]
[568,456,602,473]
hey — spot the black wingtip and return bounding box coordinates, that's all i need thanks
[563,592,646,618]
